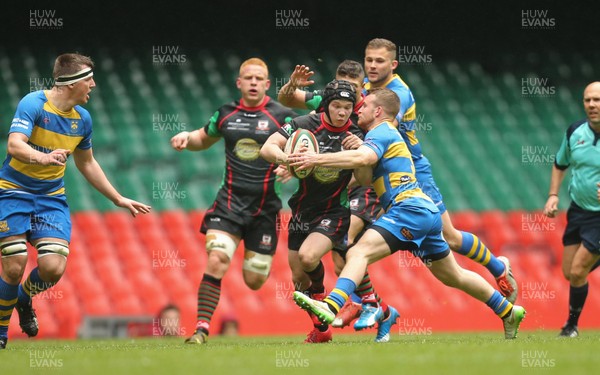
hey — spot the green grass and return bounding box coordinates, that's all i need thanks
[2,331,599,375]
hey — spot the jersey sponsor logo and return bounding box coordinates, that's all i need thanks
[234,138,261,161]
[313,166,341,184]
[226,119,252,130]
[0,221,9,232]
[243,112,258,118]
[210,217,221,222]
[12,118,30,126]
[401,227,414,240]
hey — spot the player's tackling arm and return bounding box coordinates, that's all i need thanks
[290,145,378,170]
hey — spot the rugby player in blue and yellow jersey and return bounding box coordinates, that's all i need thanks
[543,82,600,337]
[0,53,151,349]
[288,88,526,341]
[363,38,518,301]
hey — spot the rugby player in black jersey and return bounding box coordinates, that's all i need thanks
[171,58,297,344]
[261,80,363,343]
[279,61,396,335]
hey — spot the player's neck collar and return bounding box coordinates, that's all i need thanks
[239,96,270,110]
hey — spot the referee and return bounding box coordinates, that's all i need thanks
[543,81,600,337]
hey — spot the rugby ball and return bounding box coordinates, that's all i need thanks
[284,129,319,179]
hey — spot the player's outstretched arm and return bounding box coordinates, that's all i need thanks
[277,65,314,109]
[72,147,151,217]
[170,128,220,152]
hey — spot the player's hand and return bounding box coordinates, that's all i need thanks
[342,132,363,150]
[543,195,559,218]
[114,197,152,217]
[288,150,318,171]
[38,149,71,166]
[170,131,190,151]
[274,165,293,183]
[289,65,315,88]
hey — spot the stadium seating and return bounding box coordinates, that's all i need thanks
[1,49,599,339]
[2,209,599,340]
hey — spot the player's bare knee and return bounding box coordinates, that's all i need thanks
[444,231,462,252]
[243,271,267,290]
[298,251,319,270]
[1,240,28,282]
[36,242,68,282]
[568,267,588,285]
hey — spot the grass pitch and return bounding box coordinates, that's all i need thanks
[2,331,599,375]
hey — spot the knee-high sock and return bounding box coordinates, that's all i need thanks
[458,231,505,278]
[324,278,357,314]
[196,274,222,335]
[18,268,55,305]
[486,290,513,318]
[355,271,388,313]
[0,278,18,339]
[306,261,325,295]
[567,283,588,327]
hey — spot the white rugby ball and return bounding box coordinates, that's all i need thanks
[284,129,319,179]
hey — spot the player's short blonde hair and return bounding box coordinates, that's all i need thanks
[53,53,94,81]
[366,38,397,60]
[368,88,400,119]
[239,58,269,77]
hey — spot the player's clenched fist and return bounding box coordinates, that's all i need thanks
[170,131,190,151]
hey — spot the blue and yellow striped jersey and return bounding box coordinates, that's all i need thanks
[362,121,435,211]
[364,74,423,161]
[0,90,92,195]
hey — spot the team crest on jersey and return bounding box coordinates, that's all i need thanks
[317,219,331,230]
[0,221,9,232]
[234,138,261,161]
[350,198,359,209]
[401,227,414,240]
[43,117,50,124]
[71,121,78,132]
[313,166,341,184]
[260,234,272,246]
[257,120,269,130]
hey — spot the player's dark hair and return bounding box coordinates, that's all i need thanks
[53,53,94,81]
[336,60,364,80]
